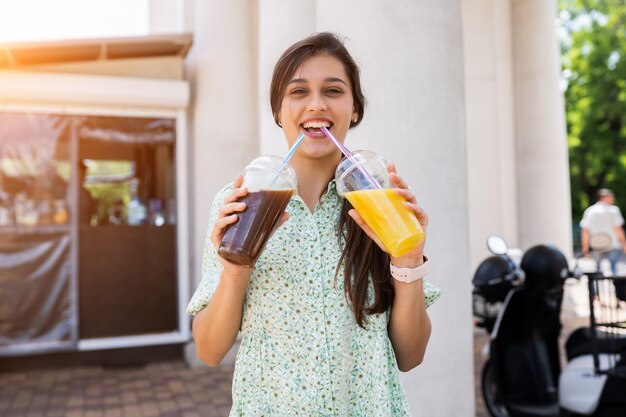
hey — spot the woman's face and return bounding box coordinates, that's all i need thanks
[278,54,357,160]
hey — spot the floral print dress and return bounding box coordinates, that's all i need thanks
[187,181,441,417]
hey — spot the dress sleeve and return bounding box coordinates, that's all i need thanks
[423,279,441,309]
[186,184,233,316]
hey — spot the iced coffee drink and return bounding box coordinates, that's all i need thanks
[218,156,297,267]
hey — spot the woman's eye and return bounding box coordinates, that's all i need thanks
[325,88,343,95]
[289,88,307,95]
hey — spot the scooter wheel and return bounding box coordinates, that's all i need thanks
[482,358,510,417]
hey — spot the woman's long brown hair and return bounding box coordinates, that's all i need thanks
[270,32,393,327]
[336,200,394,327]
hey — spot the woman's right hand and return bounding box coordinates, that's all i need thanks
[211,175,290,275]
[210,175,253,274]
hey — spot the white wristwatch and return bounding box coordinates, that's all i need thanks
[390,255,430,283]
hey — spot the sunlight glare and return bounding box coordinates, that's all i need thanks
[0,0,149,43]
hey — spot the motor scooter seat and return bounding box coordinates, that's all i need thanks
[565,327,626,360]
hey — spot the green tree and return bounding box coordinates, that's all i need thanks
[559,0,626,221]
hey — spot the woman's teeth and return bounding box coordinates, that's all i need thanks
[303,121,331,131]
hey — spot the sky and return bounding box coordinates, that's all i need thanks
[0,0,149,43]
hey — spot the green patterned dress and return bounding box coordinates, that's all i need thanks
[187,181,441,417]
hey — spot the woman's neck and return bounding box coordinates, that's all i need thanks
[291,154,341,213]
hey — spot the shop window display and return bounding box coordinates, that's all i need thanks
[0,112,178,355]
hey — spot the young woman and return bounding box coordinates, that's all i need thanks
[187,32,440,417]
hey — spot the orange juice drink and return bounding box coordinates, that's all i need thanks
[345,188,425,257]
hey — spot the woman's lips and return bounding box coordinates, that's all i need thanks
[301,121,332,139]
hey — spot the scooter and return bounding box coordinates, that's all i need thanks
[473,236,626,417]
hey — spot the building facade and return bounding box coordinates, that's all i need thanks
[0,1,570,416]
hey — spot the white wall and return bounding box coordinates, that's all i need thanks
[148,0,186,34]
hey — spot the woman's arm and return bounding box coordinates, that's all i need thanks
[191,175,289,366]
[192,267,251,366]
[192,175,251,366]
[347,163,433,372]
[387,259,432,372]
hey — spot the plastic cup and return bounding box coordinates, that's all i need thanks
[218,155,297,267]
[335,150,425,257]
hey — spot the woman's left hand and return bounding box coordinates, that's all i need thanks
[347,162,428,268]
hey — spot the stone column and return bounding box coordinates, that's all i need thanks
[512,0,572,253]
[316,1,473,416]
[185,0,259,365]
[257,0,316,155]
[462,0,519,269]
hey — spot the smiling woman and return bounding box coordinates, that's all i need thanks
[187,32,440,417]
[0,0,148,43]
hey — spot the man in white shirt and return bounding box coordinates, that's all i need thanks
[580,188,626,276]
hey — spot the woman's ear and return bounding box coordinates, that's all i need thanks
[274,112,282,127]
[352,112,358,124]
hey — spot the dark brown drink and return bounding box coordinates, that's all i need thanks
[218,189,295,267]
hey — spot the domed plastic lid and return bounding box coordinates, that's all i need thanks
[242,155,297,191]
[334,150,389,196]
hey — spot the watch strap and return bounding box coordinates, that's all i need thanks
[390,255,429,283]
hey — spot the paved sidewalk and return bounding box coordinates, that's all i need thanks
[0,361,233,417]
[2,318,580,417]
[2,349,487,417]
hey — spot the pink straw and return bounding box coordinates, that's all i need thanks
[320,127,382,189]
[320,126,354,158]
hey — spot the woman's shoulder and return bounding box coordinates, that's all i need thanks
[211,182,235,206]
[217,182,235,197]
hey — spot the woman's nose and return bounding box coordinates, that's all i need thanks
[306,92,327,112]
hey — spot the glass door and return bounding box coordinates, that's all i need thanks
[76,115,178,339]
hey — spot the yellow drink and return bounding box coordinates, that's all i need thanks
[345,188,425,257]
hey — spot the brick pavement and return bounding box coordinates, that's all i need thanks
[0,341,487,417]
[0,361,233,417]
[1,320,579,417]
[1,344,487,417]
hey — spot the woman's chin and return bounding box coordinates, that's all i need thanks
[303,149,341,163]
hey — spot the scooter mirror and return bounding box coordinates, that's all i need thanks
[487,235,508,255]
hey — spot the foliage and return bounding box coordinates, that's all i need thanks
[559,0,626,220]
[84,160,133,225]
